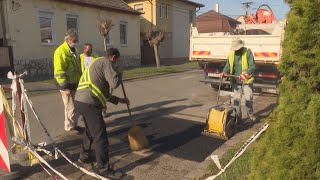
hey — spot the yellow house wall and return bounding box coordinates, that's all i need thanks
[127,0,199,60]
[5,0,140,60]
[126,0,158,32]
[155,0,173,32]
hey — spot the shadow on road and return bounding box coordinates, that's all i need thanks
[106,98,188,118]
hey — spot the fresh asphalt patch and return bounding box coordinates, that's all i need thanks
[24,111,227,179]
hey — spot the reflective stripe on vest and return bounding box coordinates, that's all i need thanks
[77,64,112,106]
[228,48,254,83]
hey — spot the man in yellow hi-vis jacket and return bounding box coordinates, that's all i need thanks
[53,29,83,133]
[221,37,257,124]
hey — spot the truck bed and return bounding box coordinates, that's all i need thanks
[190,23,285,64]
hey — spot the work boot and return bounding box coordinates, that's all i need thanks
[100,169,123,180]
[78,152,94,164]
[69,126,85,135]
[97,165,124,180]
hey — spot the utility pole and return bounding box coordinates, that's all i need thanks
[242,2,253,16]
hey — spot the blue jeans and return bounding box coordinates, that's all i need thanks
[233,82,254,121]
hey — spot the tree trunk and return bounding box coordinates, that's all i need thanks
[103,36,107,51]
[154,44,161,69]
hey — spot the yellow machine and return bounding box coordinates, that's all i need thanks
[203,76,242,139]
[203,104,237,139]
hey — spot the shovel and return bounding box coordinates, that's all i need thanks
[120,82,149,151]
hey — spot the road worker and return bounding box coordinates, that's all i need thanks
[53,29,83,134]
[221,37,257,123]
[79,43,100,73]
[80,43,109,118]
[74,48,129,179]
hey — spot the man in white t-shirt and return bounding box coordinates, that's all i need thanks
[80,43,100,73]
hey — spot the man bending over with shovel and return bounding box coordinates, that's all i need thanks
[74,48,129,179]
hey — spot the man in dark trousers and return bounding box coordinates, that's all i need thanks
[74,48,129,179]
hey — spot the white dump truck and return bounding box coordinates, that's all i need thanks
[190,23,286,94]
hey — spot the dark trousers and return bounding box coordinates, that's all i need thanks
[74,101,109,169]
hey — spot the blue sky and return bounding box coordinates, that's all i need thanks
[193,0,291,20]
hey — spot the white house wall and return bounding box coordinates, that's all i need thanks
[172,1,194,59]
[5,0,141,77]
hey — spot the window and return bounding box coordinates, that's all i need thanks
[159,4,168,19]
[120,22,127,45]
[66,14,78,33]
[159,3,162,18]
[165,5,168,19]
[39,11,54,45]
[189,10,195,23]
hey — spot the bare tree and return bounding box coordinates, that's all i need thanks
[97,17,114,51]
[145,27,166,69]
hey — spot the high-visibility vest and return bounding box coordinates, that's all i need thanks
[79,54,100,73]
[77,63,112,106]
[228,48,254,83]
[53,42,81,88]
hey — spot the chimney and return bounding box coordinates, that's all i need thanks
[215,3,219,13]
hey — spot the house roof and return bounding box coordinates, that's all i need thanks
[55,0,141,15]
[178,0,205,7]
[196,10,240,33]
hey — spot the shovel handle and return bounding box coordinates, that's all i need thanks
[120,81,132,116]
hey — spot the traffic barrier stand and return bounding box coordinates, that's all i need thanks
[0,72,62,179]
[0,85,25,179]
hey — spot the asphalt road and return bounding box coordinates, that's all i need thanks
[9,70,278,180]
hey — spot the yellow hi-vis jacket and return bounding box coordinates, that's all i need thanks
[53,42,81,90]
[228,48,254,83]
[79,53,100,73]
[76,58,122,107]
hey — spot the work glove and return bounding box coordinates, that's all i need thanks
[239,72,250,81]
[119,97,130,105]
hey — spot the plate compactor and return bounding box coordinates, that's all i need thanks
[203,75,243,139]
